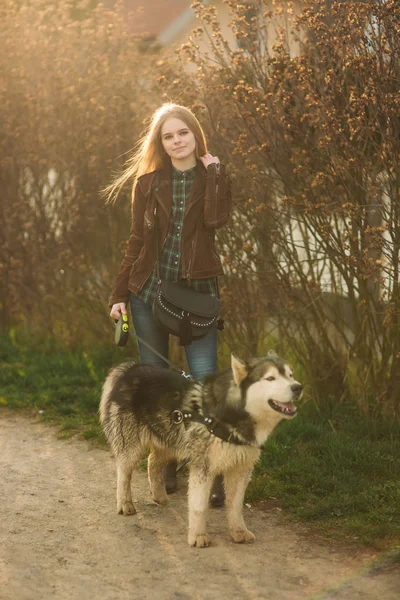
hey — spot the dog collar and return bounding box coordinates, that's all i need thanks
[171,408,250,446]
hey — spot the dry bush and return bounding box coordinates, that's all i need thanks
[167,0,399,413]
[0,0,163,341]
[1,0,399,416]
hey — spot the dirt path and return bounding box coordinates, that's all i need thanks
[0,413,398,600]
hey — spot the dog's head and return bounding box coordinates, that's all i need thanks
[231,351,303,428]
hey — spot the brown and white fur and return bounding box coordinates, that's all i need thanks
[99,352,302,547]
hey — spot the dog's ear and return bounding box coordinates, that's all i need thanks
[231,354,249,386]
[267,349,279,359]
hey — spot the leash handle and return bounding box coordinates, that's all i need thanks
[114,314,129,347]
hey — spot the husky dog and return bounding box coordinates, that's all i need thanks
[99,353,302,547]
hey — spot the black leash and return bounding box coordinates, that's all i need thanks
[114,313,193,379]
[129,328,193,379]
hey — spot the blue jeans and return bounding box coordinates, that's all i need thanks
[129,293,218,381]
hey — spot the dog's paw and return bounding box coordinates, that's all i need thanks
[117,501,136,516]
[188,534,211,548]
[230,528,255,544]
[152,493,169,506]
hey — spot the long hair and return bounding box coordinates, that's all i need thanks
[104,103,208,204]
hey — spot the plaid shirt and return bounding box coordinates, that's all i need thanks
[138,164,218,306]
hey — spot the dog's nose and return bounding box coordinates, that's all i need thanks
[291,383,303,395]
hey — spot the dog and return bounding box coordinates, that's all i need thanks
[99,352,302,547]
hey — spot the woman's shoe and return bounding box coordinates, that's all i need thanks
[210,474,225,507]
[162,460,178,494]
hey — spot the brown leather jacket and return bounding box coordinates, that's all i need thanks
[109,159,232,307]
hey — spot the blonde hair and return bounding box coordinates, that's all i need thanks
[104,103,208,204]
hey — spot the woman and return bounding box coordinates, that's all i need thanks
[106,103,231,504]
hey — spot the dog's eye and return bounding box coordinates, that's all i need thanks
[266,376,275,382]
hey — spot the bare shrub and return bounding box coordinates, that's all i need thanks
[0,0,161,341]
[169,0,400,413]
[1,0,399,416]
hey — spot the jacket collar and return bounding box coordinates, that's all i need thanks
[154,158,207,219]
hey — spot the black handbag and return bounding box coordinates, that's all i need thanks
[152,202,221,346]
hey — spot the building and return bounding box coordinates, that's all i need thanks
[125,0,300,55]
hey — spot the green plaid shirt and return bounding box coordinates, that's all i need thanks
[138,164,218,306]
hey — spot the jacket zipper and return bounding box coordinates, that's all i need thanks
[144,213,154,229]
[136,232,168,291]
[208,232,220,263]
[215,162,220,198]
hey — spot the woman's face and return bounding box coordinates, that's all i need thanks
[160,117,196,164]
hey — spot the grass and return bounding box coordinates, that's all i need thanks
[0,332,135,444]
[246,402,400,550]
[1,332,399,552]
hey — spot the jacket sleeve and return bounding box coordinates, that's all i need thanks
[108,179,147,307]
[203,163,232,230]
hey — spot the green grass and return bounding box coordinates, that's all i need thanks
[247,401,400,550]
[0,332,136,444]
[1,332,399,551]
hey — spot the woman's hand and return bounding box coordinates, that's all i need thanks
[110,303,127,320]
[199,153,220,168]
